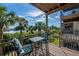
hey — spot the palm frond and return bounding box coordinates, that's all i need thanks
[0,5,7,15]
[7,11,16,17]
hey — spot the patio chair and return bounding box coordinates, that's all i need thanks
[12,38,33,56]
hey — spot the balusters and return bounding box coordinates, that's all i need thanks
[62,31,79,51]
[3,41,17,56]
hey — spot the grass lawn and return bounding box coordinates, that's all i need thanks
[52,38,59,46]
[48,34,60,46]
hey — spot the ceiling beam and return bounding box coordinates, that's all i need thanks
[31,3,59,13]
[31,3,79,15]
[61,13,79,20]
[47,3,79,15]
[31,3,46,13]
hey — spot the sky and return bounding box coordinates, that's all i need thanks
[0,3,79,29]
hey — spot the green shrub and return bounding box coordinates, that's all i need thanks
[22,32,29,37]
[3,31,43,40]
[48,34,60,46]
[14,32,20,38]
[3,32,32,39]
[3,33,14,39]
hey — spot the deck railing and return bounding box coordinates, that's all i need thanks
[1,40,18,56]
[62,33,79,51]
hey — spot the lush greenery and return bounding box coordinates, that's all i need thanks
[3,25,60,46]
[0,5,28,44]
[3,31,37,39]
[48,25,60,46]
[0,5,60,46]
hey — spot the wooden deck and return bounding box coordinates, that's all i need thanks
[29,43,79,56]
[4,43,79,56]
[45,43,79,56]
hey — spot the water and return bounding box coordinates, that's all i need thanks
[3,31,26,34]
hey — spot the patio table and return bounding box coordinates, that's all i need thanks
[29,36,45,56]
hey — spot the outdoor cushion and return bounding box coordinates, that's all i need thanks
[19,44,32,56]
[12,38,32,56]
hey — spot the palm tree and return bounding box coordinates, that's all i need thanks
[15,25,25,31]
[0,6,16,38]
[0,5,16,55]
[28,26,35,34]
[35,22,45,35]
[16,17,28,45]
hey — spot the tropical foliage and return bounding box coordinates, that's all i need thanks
[14,17,28,45]
[48,25,60,46]
[35,21,45,35]
[0,5,16,40]
[0,5,60,46]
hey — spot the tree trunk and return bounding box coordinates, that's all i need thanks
[20,29,23,45]
[38,29,41,35]
[0,29,3,55]
[19,23,23,45]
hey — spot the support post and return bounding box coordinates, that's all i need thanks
[45,13,49,56]
[59,10,63,47]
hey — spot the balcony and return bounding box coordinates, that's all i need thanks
[2,39,79,56]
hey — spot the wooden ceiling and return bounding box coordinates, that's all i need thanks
[61,13,79,22]
[31,3,79,15]
[31,3,79,22]
[62,13,79,20]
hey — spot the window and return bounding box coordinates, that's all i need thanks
[63,23,73,34]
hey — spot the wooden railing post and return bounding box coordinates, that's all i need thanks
[0,29,3,55]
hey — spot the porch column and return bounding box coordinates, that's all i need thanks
[59,10,64,47]
[45,13,49,56]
